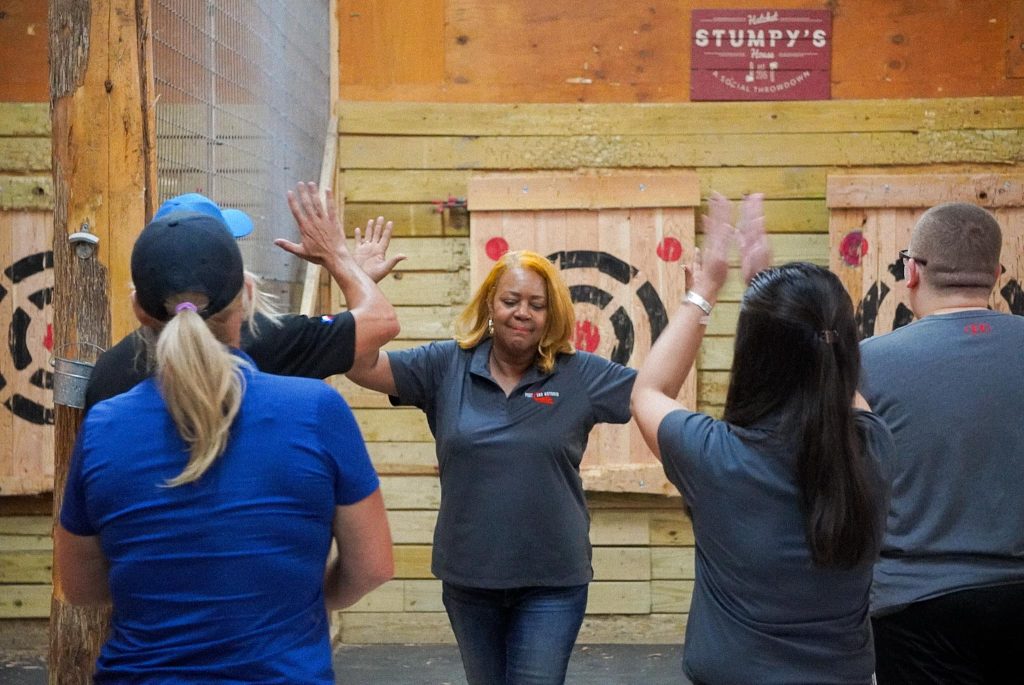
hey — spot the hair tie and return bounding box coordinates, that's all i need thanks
[175,301,199,314]
[819,329,838,344]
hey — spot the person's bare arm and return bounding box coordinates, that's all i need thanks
[345,349,399,397]
[324,488,394,610]
[277,182,400,362]
[54,524,111,606]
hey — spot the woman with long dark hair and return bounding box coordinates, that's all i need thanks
[631,193,892,684]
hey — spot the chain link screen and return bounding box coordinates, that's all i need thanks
[153,0,330,307]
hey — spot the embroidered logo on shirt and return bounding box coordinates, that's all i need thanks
[524,391,559,405]
[319,314,335,324]
[964,322,991,335]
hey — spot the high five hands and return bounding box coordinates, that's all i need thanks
[278,182,406,284]
[688,192,772,299]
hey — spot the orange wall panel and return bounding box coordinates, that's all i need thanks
[0,0,49,102]
[339,0,446,86]
[831,0,1022,98]
[338,0,1024,102]
[3,2,1023,105]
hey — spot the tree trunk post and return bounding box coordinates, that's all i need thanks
[48,0,156,682]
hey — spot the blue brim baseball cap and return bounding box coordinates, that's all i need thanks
[154,192,254,238]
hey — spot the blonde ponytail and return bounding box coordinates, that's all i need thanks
[156,292,246,486]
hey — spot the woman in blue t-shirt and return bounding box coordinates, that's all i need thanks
[631,193,892,685]
[54,195,394,683]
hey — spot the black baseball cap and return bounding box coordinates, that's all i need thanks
[131,211,245,322]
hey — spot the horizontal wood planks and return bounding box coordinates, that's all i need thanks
[0,514,52,618]
[337,98,1024,136]
[0,104,55,211]
[334,498,697,643]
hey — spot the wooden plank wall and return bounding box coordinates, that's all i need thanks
[329,95,1023,642]
[338,0,1024,103]
[468,171,698,495]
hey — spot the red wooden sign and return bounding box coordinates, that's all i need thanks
[691,9,832,101]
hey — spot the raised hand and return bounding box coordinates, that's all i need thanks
[692,191,734,300]
[277,182,349,270]
[736,193,772,284]
[353,216,407,284]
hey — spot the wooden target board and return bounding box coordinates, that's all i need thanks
[468,171,699,495]
[828,174,1024,340]
[0,211,54,495]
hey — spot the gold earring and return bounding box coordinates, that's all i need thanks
[487,318,494,335]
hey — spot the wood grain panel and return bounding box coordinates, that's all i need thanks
[338,0,446,86]
[338,97,1024,136]
[338,1,1024,102]
[344,164,1024,205]
[0,211,54,495]
[0,0,49,102]
[828,173,1024,338]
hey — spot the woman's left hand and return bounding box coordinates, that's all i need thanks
[691,192,734,301]
[737,193,772,284]
[278,182,349,271]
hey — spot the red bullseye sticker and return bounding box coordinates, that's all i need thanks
[574,320,600,352]
[485,237,509,261]
[839,231,868,267]
[656,237,683,262]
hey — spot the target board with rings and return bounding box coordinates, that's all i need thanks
[469,171,700,495]
[1,211,56,495]
[828,174,1024,340]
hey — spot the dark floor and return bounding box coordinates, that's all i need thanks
[1,621,688,684]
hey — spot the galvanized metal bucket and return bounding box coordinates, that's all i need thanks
[50,342,105,409]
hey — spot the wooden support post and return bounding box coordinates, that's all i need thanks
[48,0,156,682]
[299,115,340,316]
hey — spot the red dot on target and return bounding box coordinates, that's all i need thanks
[485,237,509,261]
[656,237,683,262]
[839,231,868,267]
[574,320,601,352]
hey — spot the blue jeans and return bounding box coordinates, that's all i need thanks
[442,582,589,685]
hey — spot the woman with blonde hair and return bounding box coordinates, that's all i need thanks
[55,207,393,683]
[346,249,636,684]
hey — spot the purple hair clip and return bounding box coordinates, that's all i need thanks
[175,301,199,314]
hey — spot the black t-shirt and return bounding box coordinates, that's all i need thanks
[83,311,356,412]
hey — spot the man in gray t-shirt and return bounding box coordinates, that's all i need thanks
[860,202,1024,684]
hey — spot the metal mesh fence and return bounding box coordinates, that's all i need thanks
[152,0,330,307]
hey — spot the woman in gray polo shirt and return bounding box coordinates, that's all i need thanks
[632,194,893,684]
[346,249,635,685]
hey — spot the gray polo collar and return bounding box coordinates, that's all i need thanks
[468,338,552,389]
